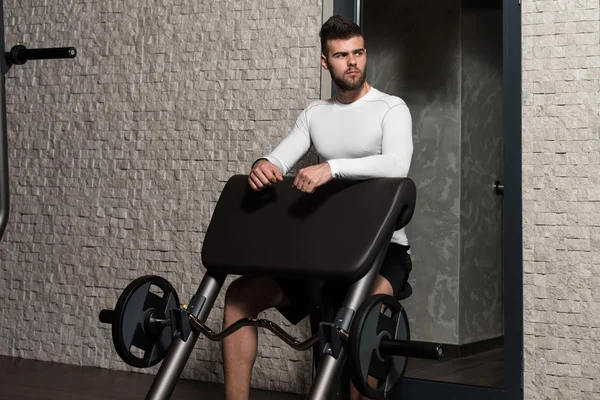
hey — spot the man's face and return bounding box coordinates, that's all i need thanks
[321,36,367,92]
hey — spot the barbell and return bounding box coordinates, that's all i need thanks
[99,275,443,399]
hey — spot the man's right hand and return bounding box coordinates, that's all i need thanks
[248,159,283,191]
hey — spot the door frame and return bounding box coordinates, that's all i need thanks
[326,0,523,399]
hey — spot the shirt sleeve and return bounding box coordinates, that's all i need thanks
[327,103,413,179]
[261,109,312,176]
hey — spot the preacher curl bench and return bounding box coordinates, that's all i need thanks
[99,175,443,399]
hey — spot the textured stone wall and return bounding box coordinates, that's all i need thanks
[0,0,322,394]
[3,0,600,397]
[522,0,600,399]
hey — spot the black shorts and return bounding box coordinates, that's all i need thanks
[274,243,413,325]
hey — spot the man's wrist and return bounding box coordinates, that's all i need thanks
[326,160,338,178]
[252,158,269,168]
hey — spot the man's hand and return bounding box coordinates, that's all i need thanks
[293,163,333,194]
[249,159,283,191]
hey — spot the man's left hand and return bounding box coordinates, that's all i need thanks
[293,163,333,193]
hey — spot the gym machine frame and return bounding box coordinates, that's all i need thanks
[100,175,445,400]
[100,244,444,400]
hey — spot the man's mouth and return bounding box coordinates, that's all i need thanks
[346,69,360,76]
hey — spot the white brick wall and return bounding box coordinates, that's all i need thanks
[523,0,600,399]
[3,0,599,397]
[0,0,322,394]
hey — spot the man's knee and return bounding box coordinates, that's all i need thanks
[225,278,254,315]
[224,277,284,317]
[370,274,394,296]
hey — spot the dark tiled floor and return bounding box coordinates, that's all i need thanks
[0,348,503,400]
[406,348,504,388]
[0,356,303,400]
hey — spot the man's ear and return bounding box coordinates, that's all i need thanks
[321,54,328,70]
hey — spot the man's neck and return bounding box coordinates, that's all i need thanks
[335,82,372,104]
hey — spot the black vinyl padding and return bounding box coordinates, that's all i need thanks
[201,175,417,283]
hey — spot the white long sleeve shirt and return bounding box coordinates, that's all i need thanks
[263,87,414,246]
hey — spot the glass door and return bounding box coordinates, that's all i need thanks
[329,0,522,398]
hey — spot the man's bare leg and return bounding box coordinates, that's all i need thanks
[351,274,394,400]
[222,276,290,400]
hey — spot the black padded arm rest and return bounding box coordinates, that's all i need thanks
[201,175,417,283]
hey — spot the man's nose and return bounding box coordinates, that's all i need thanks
[348,54,357,66]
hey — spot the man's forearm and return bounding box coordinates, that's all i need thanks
[327,153,411,180]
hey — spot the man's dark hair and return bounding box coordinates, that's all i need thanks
[319,15,363,56]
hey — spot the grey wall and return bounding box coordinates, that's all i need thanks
[459,8,504,343]
[0,0,322,394]
[362,0,503,345]
[362,0,463,345]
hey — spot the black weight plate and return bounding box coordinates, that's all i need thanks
[348,294,410,399]
[111,275,180,368]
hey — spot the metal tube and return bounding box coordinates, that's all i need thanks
[0,0,8,242]
[0,73,8,241]
[187,314,320,351]
[145,272,226,400]
[379,339,444,360]
[342,256,383,312]
[307,349,348,400]
[306,247,386,399]
[13,46,77,61]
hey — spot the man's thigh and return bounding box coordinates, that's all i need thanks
[273,278,321,325]
[227,275,291,314]
[377,243,413,299]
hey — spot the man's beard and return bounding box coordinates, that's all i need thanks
[327,60,367,92]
